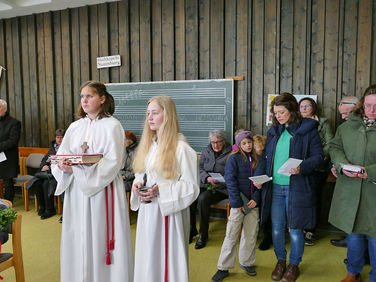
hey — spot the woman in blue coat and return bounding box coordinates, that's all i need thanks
[256,93,324,282]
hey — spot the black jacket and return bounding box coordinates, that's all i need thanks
[0,112,21,178]
[199,142,232,195]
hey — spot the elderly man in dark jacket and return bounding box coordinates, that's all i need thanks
[190,130,232,249]
[0,99,21,202]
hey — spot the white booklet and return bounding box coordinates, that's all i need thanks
[249,175,272,185]
[340,163,364,173]
[208,172,225,183]
[277,158,302,176]
[0,152,6,163]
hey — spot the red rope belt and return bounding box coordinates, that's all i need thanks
[164,216,169,282]
[105,181,114,265]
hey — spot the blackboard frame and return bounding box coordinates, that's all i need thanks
[106,79,234,153]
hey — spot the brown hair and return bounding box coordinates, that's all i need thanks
[253,134,266,149]
[353,84,376,117]
[55,128,65,136]
[298,97,319,117]
[76,81,115,119]
[125,131,137,143]
[270,93,301,126]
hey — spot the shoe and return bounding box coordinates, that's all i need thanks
[58,216,63,223]
[304,231,315,246]
[330,237,347,247]
[195,234,207,249]
[37,209,45,216]
[40,210,56,220]
[240,264,256,276]
[189,228,198,244]
[282,263,299,282]
[271,259,286,281]
[211,270,229,282]
[340,273,361,282]
[258,237,272,250]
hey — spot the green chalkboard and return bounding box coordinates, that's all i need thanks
[106,79,234,153]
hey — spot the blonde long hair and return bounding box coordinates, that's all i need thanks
[132,96,183,179]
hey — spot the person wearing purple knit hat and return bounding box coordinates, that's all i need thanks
[212,129,261,281]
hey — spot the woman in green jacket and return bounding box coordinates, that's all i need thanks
[299,97,333,246]
[329,85,376,282]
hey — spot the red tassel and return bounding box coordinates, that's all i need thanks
[106,253,111,265]
[110,239,115,250]
[0,275,3,280]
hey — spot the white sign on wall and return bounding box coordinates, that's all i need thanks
[97,55,121,69]
[0,66,5,79]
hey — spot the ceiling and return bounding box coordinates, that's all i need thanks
[0,0,119,19]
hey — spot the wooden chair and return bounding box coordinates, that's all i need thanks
[18,147,49,158]
[13,153,44,211]
[34,195,63,215]
[211,198,230,221]
[0,200,25,282]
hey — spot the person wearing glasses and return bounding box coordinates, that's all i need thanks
[329,85,376,282]
[339,96,360,122]
[330,96,359,248]
[299,97,333,246]
[190,130,232,249]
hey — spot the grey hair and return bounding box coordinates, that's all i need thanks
[340,96,359,105]
[0,99,7,109]
[209,130,226,141]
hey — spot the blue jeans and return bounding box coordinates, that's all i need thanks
[271,184,304,265]
[347,233,376,281]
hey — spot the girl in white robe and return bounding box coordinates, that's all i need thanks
[131,96,199,282]
[52,81,134,282]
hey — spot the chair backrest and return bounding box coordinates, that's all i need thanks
[1,199,12,208]
[0,213,24,282]
[26,153,45,169]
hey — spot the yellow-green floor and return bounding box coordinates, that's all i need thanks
[1,197,372,281]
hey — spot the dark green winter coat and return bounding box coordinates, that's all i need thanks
[329,113,376,238]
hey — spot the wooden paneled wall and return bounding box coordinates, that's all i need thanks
[0,0,374,147]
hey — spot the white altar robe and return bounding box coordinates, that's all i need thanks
[51,116,134,282]
[131,138,199,282]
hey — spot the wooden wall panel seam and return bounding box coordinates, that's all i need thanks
[0,0,374,146]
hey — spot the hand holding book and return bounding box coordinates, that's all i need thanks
[340,163,368,179]
[49,154,103,165]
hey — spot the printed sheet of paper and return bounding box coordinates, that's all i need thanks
[249,175,273,185]
[277,158,302,176]
[208,172,225,183]
[0,152,7,163]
